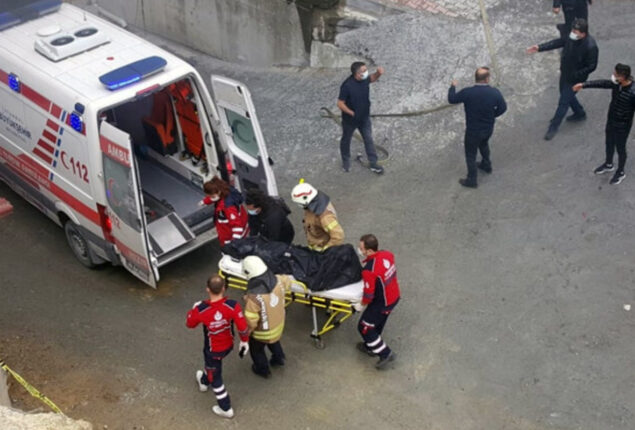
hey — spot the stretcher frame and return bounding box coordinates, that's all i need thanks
[219,270,356,349]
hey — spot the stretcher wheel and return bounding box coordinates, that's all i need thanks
[313,337,325,349]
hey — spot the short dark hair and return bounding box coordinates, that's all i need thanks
[475,67,490,83]
[351,62,366,76]
[615,63,631,79]
[360,234,378,252]
[245,188,268,209]
[207,274,225,294]
[572,18,588,34]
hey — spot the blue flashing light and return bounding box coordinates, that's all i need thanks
[8,73,20,93]
[69,112,83,133]
[99,56,167,91]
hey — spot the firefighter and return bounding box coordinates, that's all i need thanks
[186,274,249,419]
[200,176,249,246]
[354,234,400,369]
[290,179,345,252]
[242,256,292,378]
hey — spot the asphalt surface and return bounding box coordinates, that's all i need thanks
[2,0,635,429]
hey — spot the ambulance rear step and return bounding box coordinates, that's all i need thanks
[154,226,217,268]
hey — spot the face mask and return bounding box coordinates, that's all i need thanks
[357,247,365,259]
[569,32,579,41]
[611,74,619,85]
[247,209,259,216]
[210,195,220,202]
[360,70,369,80]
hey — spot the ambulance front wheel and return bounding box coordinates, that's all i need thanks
[64,221,97,269]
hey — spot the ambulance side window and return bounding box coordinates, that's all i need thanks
[103,156,140,232]
[224,110,258,158]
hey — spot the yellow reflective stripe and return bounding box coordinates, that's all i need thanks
[309,244,324,252]
[252,323,284,341]
[244,310,259,320]
[324,220,339,232]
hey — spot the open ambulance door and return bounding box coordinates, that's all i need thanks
[99,121,159,288]
[210,75,279,196]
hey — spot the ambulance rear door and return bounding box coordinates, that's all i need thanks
[210,76,278,196]
[99,121,159,287]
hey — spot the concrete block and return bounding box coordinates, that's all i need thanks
[0,370,10,407]
[310,41,367,68]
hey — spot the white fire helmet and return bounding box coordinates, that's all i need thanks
[242,256,268,280]
[291,179,317,208]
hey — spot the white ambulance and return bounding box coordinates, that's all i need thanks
[0,1,278,287]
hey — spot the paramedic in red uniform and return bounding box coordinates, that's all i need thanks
[355,234,400,369]
[186,274,250,419]
[201,176,249,246]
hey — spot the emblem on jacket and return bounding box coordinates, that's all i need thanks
[383,259,390,269]
[214,311,222,321]
[270,294,279,307]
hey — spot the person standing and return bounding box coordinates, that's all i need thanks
[337,61,385,174]
[186,275,250,419]
[201,176,249,246]
[290,179,344,251]
[245,188,295,244]
[553,0,592,38]
[354,234,401,369]
[242,256,292,378]
[527,18,598,141]
[573,63,635,185]
[448,67,507,188]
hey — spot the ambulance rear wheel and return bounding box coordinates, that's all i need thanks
[64,221,96,269]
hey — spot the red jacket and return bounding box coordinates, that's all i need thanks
[186,297,249,353]
[203,194,249,246]
[361,250,401,308]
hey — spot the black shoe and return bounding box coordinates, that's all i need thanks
[544,128,558,141]
[269,357,285,368]
[566,113,587,122]
[251,364,271,378]
[459,178,477,188]
[375,351,396,369]
[369,164,384,175]
[610,171,626,185]
[477,162,492,174]
[356,342,375,357]
[593,163,615,175]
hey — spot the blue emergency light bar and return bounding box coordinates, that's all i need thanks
[8,73,20,93]
[0,0,61,31]
[99,56,167,91]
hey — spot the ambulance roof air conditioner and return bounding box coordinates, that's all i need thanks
[34,24,110,62]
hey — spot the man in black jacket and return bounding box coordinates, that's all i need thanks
[245,189,295,244]
[573,63,635,185]
[527,18,598,141]
[553,0,592,38]
[448,67,507,189]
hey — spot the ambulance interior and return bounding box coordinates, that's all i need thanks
[101,77,225,260]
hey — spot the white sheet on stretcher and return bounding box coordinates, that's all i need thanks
[219,255,363,303]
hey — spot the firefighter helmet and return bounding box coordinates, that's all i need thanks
[242,256,268,279]
[291,179,317,208]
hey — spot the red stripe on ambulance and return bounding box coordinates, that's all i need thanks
[46,119,60,133]
[22,83,51,112]
[100,135,131,167]
[37,139,55,154]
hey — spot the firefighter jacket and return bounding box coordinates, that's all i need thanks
[186,297,249,355]
[361,250,401,309]
[244,272,292,343]
[302,191,344,251]
[204,187,249,246]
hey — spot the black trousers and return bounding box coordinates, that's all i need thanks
[357,301,398,359]
[464,130,493,184]
[605,128,630,172]
[249,337,285,375]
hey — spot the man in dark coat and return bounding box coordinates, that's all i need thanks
[245,189,295,244]
[448,67,507,189]
[527,18,598,140]
[574,63,635,185]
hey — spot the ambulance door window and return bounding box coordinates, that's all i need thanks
[103,155,139,231]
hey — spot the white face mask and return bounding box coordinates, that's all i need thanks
[360,70,369,80]
[569,32,580,41]
[210,195,220,202]
[357,247,365,259]
[247,208,259,216]
[611,74,619,85]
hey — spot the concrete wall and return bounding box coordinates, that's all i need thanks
[95,0,308,66]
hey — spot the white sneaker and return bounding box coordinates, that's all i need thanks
[212,405,234,418]
[195,370,208,392]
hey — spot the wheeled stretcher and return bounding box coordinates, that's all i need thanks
[219,255,362,348]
